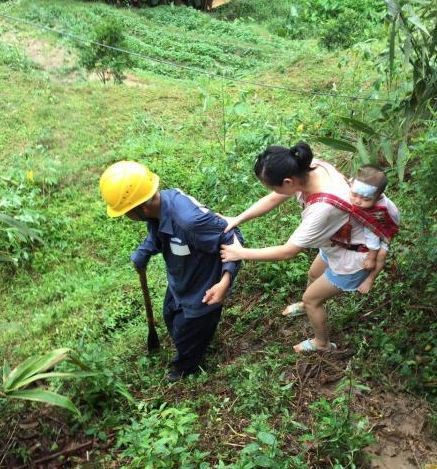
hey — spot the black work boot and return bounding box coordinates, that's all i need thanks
[167,366,199,382]
[167,370,185,382]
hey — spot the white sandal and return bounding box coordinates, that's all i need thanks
[281,302,305,318]
[294,338,337,353]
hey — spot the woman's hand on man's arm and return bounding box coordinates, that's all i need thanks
[219,215,241,233]
[220,236,303,262]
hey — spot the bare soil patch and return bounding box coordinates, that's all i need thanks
[365,392,437,468]
[2,33,75,71]
[23,38,73,70]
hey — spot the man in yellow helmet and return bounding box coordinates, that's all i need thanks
[100,161,243,381]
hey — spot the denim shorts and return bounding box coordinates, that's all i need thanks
[319,249,369,292]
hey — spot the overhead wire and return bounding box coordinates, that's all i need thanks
[0,12,392,103]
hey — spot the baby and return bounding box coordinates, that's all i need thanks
[350,165,400,294]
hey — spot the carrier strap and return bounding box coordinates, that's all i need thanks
[306,192,399,243]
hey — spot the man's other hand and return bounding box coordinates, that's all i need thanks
[202,272,231,305]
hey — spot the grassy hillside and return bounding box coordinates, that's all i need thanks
[0,0,435,466]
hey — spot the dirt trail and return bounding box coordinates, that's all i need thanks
[364,392,436,468]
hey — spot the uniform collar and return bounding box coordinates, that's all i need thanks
[157,190,174,235]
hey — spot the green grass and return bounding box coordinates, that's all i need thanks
[5,0,306,78]
[0,0,435,466]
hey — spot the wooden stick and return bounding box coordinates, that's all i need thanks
[16,439,95,468]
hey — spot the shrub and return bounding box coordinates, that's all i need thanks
[319,1,436,179]
[79,17,133,84]
[62,342,135,422]
[0,43,35,71]
[374,131,436,397]
[320,9,365,50]
[213,0,295,22]
[83,0,211,9]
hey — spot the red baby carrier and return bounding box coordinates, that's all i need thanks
[305,193,399,252]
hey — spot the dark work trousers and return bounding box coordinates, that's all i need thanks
[163,288,222,374]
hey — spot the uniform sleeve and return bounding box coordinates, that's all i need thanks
[177,207,243,283]
[130,223,162,270]
[289,202,349,249]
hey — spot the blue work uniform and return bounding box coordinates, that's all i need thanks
[131,189,243,374]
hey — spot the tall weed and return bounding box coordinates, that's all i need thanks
[0,176,44,265]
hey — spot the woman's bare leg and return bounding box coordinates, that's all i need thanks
[293,274,341,351]
[281,254,328,316]
[307,254,328,285]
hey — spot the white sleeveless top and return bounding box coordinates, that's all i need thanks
[289,159,368,274]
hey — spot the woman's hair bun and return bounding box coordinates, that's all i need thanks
[290,141,313,170]
[254,141,314,185]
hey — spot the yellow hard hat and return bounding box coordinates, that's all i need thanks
[99,161,160,217]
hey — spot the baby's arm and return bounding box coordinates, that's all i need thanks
[358,248,388,294]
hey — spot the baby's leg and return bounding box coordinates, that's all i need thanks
[363,249,378,270]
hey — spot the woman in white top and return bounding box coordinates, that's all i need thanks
[220,142,370,353]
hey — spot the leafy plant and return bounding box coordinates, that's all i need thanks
[318,109,432,181]
[0,42,36,71]
[352,128,437,398]
[232,414,289,468]
[0,174,45,265]
[301,380,374,467]
[318,117,394,175]
[214,0,384,43]
[84,0,212,8]
[0,212,42,264]
[65,342,135,420]
[384,0,436,122]
[1,348,93,414]
[117,403,207,468]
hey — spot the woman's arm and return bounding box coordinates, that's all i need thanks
[224,192,290,233]
[221,235,303,262]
